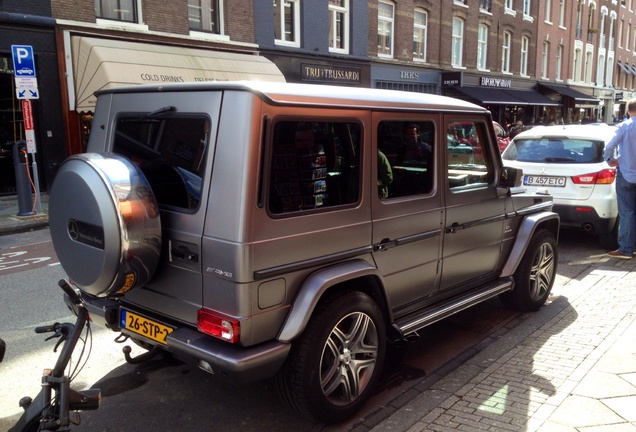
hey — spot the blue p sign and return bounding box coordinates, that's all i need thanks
[11,45,36,78]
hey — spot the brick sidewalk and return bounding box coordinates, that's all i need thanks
[372,259,636,431]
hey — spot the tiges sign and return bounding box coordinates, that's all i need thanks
[480,76,512,88]
[302,63,361,84]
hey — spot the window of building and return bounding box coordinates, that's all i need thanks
[573,48,582,81]
[378,1,394,57]
[619,19,624,48]
[274,0,300,46]
[556,44,563,80]
[95,0,139,22]
[377,121,435,199]
[559,0,566,27]
[541,41,549,78]
[544,0,552,22]
[268,121,361,214]
[520,36,529,76]
[188,0,222,34]
[585,50,593,82]
[505,0,514,10]
[626,22,631,50]
[413,9,428,61]
[329,0,349,53]
[477,24,488,70]
[452,17,464,67]
[480,0,492,12]
[523,0,531,16]
[502,31,512,73]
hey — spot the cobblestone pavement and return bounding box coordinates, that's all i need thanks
[371,259,636,431]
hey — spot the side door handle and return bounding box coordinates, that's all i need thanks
[373,238,396,252]
[446,222,465,234]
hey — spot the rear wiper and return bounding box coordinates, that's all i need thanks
[137,106,176,120]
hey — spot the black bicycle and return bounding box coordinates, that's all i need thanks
[9,279,101,432]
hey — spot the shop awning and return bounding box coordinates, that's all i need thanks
[454,86,560,106]
[504,89,561,106]
[539,83,600,105]
[69,36,286,111]
[618,62,633,75]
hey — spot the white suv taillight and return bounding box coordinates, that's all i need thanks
[197,309,240,343]
[571,168,616,185]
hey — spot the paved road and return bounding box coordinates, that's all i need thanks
[0,228,604,431]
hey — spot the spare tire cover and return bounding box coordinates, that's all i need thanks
[49,153,162,297]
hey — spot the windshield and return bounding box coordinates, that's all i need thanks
[502,137,604,163]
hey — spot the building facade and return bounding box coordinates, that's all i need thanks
[3,0,636,195]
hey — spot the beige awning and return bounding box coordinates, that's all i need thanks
[70,36,286,111]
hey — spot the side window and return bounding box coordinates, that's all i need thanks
[377,121,435,199]
[447,120,493,191]
[268,121,361,214]
[114,116,209,211]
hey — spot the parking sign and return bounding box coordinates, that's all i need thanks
[11,45,36,78]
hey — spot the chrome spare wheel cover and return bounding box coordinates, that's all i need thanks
[320,312,379,406]
[49,153,161,297]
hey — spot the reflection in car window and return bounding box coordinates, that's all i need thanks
[268,121,361,214]
[376,121,435,199]
[503,138,604,164]
[446,120,492,192]
[114,115,209,210]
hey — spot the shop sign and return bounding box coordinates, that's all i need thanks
[615,91,624,101]
[442,72,462,87]
[301,63,361,84]
[480,76,512,88]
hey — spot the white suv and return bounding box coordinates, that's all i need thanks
[502,124,618,248]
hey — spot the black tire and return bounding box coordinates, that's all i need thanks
[277,291,386,424]
[500,229,557,311]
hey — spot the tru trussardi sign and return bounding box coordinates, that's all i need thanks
[302,63,361,84]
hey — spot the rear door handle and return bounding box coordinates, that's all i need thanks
[373,238,396,252]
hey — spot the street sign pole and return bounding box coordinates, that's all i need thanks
[21,100,42,213]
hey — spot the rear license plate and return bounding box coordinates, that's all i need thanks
[523,175,566,187]
[120,310,173,345]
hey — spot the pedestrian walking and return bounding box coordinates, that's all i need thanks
[604,98,636,259]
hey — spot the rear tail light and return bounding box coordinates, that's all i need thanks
[571,168,616,185]
[197,308,240,343]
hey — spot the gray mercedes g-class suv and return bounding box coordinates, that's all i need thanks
[49,81,559,423]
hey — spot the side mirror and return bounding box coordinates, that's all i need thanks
[500,166,523,188]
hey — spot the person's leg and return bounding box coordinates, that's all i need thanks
[616,172,636,254]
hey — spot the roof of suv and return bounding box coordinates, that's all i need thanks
[512,124,616,141]
[95,81,487,113]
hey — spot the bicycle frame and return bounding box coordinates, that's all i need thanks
[10,280,101,432]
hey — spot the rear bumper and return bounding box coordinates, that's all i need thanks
[77,295,290,382]
[553,204,617,234]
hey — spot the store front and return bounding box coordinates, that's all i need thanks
[370,63,439,94]
[60,31,287,155]
[263,52,370,88]
[442,72,561,128]
[538,83,600,124]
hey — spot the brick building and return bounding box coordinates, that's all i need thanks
[3,0,636,195]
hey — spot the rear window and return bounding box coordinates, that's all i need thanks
[113,115,209,211]
[502,138,604,163]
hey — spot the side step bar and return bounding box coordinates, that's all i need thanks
[394,278,514,337]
